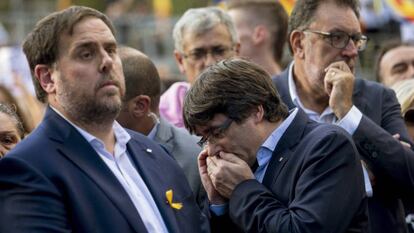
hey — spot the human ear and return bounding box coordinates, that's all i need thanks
[131,95,151,118]
[174,50,186,74]
[290,30,305,59]
[34,64,55,94]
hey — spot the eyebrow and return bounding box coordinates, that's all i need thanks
[391,62,407,70]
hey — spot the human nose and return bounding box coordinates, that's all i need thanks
[207,142,223,157]
[342,39,358,58]
[99,49,114,73]
[203,52,220,67]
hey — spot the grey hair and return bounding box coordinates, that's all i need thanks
[173,6,238,53]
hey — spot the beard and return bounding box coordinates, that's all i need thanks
[57,74,124,126]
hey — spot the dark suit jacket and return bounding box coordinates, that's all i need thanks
[0,107,209,233]
[213,109,368,233]
[273,68,414,233]
[154,117,206,208]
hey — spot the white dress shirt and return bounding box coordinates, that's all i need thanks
[286,62,373,197]
[51,107,169,233]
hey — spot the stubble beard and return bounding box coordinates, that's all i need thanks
[57,76,122,127]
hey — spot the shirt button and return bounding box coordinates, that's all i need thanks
[279,157,284,162]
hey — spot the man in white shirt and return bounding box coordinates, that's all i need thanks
[0,6,208,233]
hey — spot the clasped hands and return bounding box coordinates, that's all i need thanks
[198,149,255,205]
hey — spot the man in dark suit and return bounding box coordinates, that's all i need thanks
[0,6,208,233]
[272,1,414,232]
[183,58,367,233]
[117,46,204,205]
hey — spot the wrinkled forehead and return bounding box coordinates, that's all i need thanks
[182,24,233,51]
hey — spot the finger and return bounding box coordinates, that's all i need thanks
[400,140,412,148]
[325,61,351,73]
[218,151,244,164]
[392,133,400,140]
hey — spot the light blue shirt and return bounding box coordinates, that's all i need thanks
[255,108,298,182]
[287,62,373,197]
[211,108,299,215]
[51,107,169,233]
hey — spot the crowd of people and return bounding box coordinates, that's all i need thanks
[0,0,413,233]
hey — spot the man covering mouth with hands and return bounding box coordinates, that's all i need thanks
[183,58,368,233]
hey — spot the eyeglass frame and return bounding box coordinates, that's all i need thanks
[197,118,234,147]
[181,45,235,63]
[302,29,368,51]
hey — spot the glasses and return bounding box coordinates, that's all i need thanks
[303,29,368,51]
[182,45,234,63]
[197,118,233,147]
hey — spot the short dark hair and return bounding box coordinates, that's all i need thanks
[183,58,288,134]
[118,46,161,111]
[227,0,288,63]
[22,6,116,103]
[0,103,25,138]
[288,0,360,52]
[375,40,414,82]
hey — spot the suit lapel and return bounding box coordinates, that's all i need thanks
[126,138,180,233]
[45,107,148,233]
[262,110,310,187]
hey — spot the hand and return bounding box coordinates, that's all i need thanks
[393,133,412,148]
[198,149,227,205]
[207,151,254,198]
[324,61,354,119]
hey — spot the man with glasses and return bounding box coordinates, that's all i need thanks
[184,58,367,233]
[272,1,414,233]
[159,7,239,128]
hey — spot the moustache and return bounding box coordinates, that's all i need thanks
[95,76,122,91]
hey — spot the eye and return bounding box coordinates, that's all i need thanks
[0,135,18,145]
[211,128,226,139]
[79,49,94,60]
[330,32,347,43]
[392,63,408,74]
[212,47,227,56]
[189,50,206,60]
[106,46,117,56]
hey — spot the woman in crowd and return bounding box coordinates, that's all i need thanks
[0,103,24,157]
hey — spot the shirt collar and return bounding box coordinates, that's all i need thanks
[257,108,298,166]
[287,62,334,118]
[147,122,159,140]
[50,106,131,147]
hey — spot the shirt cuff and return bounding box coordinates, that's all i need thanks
[335,105,363,135]
[210,203,229,216]
[361,164,373,197]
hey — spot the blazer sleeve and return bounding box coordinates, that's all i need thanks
[0,157,71,233]
[228,131,367,233]
[353,87,414,195]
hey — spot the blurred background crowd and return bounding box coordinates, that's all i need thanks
[0,0,413,134]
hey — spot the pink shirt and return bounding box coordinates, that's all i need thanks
[159,81,190,128]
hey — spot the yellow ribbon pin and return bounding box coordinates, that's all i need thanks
[166,189,183,210]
